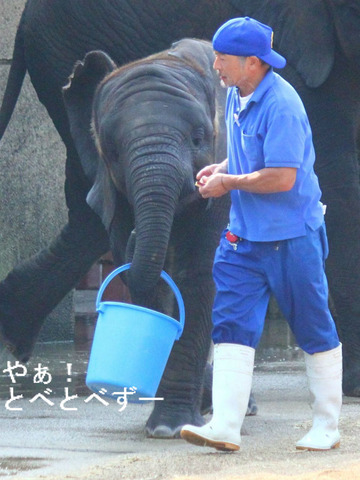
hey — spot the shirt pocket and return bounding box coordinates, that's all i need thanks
[240,132,263,168]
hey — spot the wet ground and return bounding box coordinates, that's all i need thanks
[0,340,300,479]
[0,304,359,479]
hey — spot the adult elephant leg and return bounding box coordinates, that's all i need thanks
[0,152,109,362]
[298,61,360,397]
[322,184,360,396]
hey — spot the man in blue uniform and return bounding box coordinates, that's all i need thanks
[181,17,342,452]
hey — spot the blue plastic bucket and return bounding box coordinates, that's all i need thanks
[86,263,185,402]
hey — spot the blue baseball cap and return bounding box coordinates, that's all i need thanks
[212,17,286,69]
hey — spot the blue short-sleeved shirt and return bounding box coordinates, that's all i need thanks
[226,69,324,241]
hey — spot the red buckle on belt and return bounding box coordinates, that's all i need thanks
[226,230,240,243]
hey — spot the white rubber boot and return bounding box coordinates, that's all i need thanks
[296,343,342,451]
[180,343,255,451]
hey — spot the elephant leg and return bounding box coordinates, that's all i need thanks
[200,361,213,415]
[0,153,109,362]
[145,268,214,438]
[145,197,258,438]
[323,185,360,396]
[0,210,109,362]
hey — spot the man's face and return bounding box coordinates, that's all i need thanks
[213,52,247,88]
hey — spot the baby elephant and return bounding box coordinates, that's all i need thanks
[63,38,255,438]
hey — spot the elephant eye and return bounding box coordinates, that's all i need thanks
[192,137,202,148]
[191,127,205,148]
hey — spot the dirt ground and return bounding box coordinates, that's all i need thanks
[6,359,357,480]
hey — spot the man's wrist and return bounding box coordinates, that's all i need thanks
[221,174,230,192]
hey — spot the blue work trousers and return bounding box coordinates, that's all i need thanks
[212,223,340,354]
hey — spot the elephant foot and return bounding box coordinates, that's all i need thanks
[0,309,43,363]
[344,387,360,397]
[246,392,258,416]
[343,371,360,397]
[145,394,258,439]
[145,404,205,439]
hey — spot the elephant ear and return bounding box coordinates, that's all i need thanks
[86,158,117,231]
[229,0,335,88]
[62,50,116,181]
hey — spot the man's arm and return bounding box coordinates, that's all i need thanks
[198,167,297,198]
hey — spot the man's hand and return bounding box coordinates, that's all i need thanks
[196,159,228,182]
[195,159,229,197]
[197,173,229,198]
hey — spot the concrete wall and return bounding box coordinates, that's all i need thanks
[0,0,74,342]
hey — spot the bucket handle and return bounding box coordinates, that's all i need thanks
[95,263,185,336]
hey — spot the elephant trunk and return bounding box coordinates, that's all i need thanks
[125,154,184,305]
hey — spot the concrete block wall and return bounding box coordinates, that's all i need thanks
[0,0,74,342]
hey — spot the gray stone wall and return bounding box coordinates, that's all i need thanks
[0,0,74,342]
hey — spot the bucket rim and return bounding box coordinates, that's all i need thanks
[97,300,183,334]
[96,263,185,336]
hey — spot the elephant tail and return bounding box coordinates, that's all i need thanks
[0,18,27,142]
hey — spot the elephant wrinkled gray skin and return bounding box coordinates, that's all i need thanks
[62,40,233,437]
[64,41,228,307]
[0,1,360,436]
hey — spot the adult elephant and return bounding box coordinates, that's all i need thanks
[0,0,359,423]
